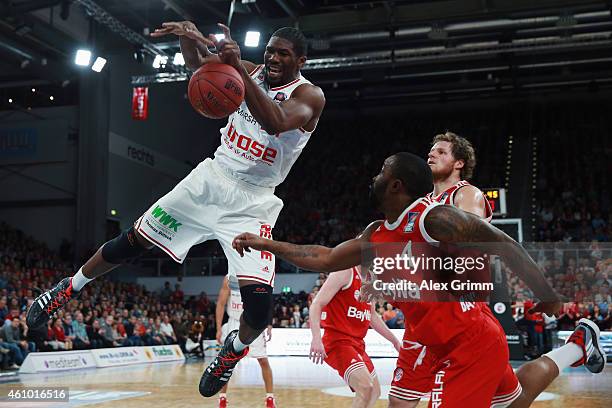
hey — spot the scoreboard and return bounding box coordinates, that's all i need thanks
[482,187,507,216]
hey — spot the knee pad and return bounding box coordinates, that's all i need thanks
[101,227,149,264]
[240,284,273,330]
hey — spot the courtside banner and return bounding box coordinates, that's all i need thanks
[19,350,96,373]
[91,347,149,367]
[144,345,185,362]
[266,328,403,357]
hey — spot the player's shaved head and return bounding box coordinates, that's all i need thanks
[388,152,433,199]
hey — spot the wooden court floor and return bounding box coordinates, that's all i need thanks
[0,357,610,407]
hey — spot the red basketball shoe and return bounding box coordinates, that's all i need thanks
[566,318,606,373]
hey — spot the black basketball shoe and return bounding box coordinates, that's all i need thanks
[199,330,249,397]
[27,277,79,329]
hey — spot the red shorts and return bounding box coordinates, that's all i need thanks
[391,313,521,408]
[428,318,521,408]
[389,342,435,401]
[323,338,375,384]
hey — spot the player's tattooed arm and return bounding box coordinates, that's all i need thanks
[424,206,561,309]
[232,221,382,273]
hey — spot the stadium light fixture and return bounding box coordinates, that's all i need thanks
[245,31,260,47]
[152,55,168,69]
[173,52,185,66]
[75,49,92,66]
[91,57,107,72]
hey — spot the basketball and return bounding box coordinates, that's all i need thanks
[188,63,244,119]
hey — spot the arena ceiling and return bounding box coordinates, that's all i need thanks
[1,0,611,107]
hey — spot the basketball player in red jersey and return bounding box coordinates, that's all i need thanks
[388,132,496,406]
[309,266,401,408]
[233,152,605,407]
[27,22,325,400]
[389,133,603,408]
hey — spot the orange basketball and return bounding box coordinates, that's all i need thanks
[188,63,245,119]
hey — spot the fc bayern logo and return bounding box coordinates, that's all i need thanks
[354,290,360,301]
[394,368,404,382]
[494,302,506,314]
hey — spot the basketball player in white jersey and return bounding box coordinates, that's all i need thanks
[27,22,325,399]
[216,276,275,408]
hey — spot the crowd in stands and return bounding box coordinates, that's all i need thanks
[1,103,611,369]
[508,244,611,356]
[0,222,217,371]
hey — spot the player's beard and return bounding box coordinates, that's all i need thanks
[432,162,454,182]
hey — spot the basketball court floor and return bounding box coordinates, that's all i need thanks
[0,356,609,407]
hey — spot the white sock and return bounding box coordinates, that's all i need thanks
[232,334,248,353]
[219,393,227,399]
[543,342,583,371]
[71,268,93,291]
[266,393,274,398]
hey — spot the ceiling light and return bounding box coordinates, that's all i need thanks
[75,49,92,66]
[245,31,260,47]
[152,55,168,69]
[173,52,184,66]
[91,57,107,72]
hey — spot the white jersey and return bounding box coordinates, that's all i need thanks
[213,65,315,188]
[226,277,243,321]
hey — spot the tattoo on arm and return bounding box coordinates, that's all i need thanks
[280,244,321,259]
[425,206,492,242]
[425,205,559,301]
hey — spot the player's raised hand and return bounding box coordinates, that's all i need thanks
[309,338,327,365]
[209,23,241,70]
[232,232,268,257]
[151,21,215,47]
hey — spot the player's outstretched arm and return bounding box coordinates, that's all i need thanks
[308,269,351,364]
[232,221,382,273]
[424,205,562,314]
[150,21,256,72]
[233,234,360,272]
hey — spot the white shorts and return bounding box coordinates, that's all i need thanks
[222,319,267,359]
[136,158,283,286]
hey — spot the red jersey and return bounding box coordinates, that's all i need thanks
[322,267,372,343]
[370,197,483,354]
[426,180,493,221]
[427,180,497,319]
